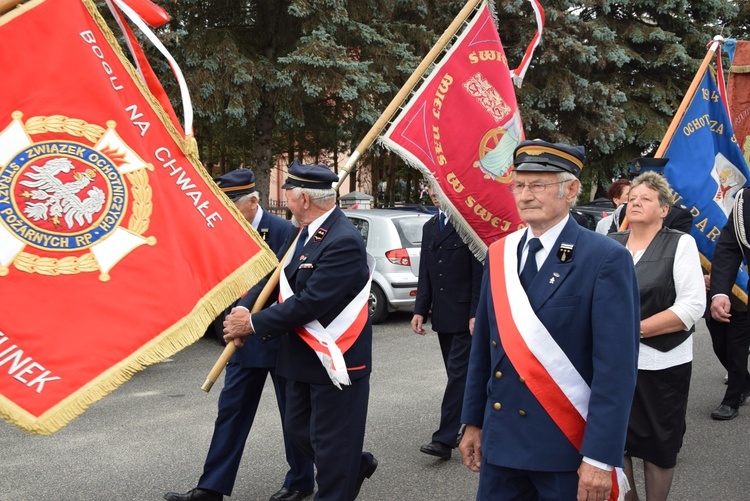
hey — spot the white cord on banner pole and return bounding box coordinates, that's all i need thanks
[110,0,194,136]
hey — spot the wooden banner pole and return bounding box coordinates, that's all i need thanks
[334,0,483,191]
[0,0,25,14]
[200,232,300,391]
[655,39,722,157]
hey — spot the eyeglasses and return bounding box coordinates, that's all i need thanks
[508,180,569,194]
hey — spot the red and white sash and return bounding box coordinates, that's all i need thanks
[279,250,374,389]
[489,231,626,500]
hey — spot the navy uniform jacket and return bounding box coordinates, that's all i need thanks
[240,207,372,385]
[462,217,640,470]
[710,188,749,298]
[413,214,482,332]
[232,208,293,368]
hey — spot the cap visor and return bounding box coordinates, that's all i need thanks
[513,162,568,173]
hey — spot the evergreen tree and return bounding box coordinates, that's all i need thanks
[494,0,739,195]
[155,0,425,206]
[141,1,743,203]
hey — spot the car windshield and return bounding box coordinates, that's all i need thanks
[393,217,423,247]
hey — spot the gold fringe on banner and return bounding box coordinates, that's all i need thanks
[0,249,278,435]
[0,0,280,434]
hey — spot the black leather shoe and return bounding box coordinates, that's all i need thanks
[711,404,739,420]
[269,487,314,501]
[420,441,452,460]
[353,452,378,499]
[740,392,749,406]
[164,488,222,501]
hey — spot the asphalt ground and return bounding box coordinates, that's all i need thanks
[2,312,750,500]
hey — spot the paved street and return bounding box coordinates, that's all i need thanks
[2,312,750,500]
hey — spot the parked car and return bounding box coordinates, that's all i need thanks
[573,198,615,231]
[377,203,439,215]
[343,209,431,324]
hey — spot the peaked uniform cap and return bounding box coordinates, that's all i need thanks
[282,159,338,189]
[629,157,669,175]
[513,140,586,178]
[214,168,256,200]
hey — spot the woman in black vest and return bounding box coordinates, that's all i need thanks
[610,171,705,501]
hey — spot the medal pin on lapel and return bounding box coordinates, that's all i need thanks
[313,228,328,242]
[549,272,560,284]
[557,243,574,262]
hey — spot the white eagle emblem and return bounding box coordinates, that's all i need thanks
[19,157,106,229]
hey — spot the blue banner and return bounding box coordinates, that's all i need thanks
[665,69,750,300]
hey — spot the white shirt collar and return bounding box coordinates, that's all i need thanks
[302,206,336,244]
[250,205,264,230]
[521,214,570,268]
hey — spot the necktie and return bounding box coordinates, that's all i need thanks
[439,212,446,231]
[292,226,308,263]
[519,237,543,289]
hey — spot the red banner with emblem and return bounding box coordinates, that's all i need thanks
[728,40,750,164]
[379,1,540,258]
[0,0,277,434]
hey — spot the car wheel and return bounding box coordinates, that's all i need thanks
[368,283,388,324]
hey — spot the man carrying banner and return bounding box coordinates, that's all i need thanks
[165,169,314,501]
[460,140,640,501]
[709,188,750,420]
[223,160,377,500]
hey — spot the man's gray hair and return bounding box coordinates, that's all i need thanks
[235,191,259,204]
[556,171,580,207]
[292,187,336,207]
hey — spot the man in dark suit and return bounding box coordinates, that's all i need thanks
[411,187,482,460]
[460,140,640,500]
[165,169,314,501]
[708,188,750,420]
[223,160,377,501]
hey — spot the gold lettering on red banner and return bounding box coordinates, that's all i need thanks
[433,74,454,120]
[468,50,508,68]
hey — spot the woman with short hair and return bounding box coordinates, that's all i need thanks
[609,171,705,501]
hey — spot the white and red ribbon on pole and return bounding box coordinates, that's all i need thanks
[510,0,545,87]
[105,0,194,136]
[709,37,731,118]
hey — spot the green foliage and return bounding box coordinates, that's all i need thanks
[129,0,744,201]
[496,0,740,194]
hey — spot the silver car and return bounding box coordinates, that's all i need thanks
[343,209,431,324]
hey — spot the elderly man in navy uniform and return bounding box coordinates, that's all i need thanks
[165,168,314,501]
[460,140,640,500]
[223,160,377,500]
[709,188,750,420]
[411,187,482,460]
